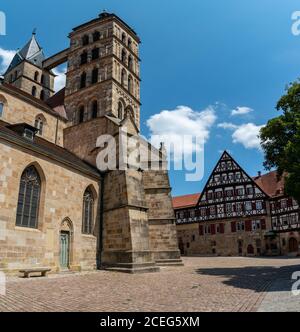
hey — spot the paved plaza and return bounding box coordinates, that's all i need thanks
[0,257,299,312]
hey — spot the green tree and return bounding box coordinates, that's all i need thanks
[260,80,300,203]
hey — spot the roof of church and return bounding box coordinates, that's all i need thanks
[46,88,68,120]
[5,34,45,74]
[0,83,67,121]
[0,120,100,178]
[172,193,201,209]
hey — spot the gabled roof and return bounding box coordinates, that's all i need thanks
[5,34,45,73]
[198,150,269,205]
[173,193,201,209]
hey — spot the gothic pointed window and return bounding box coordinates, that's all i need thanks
[92,47,100,60]
[82,188,94,234]
[82,35,89,46]
[78,106,85,124]
[34,117,44,135]
[16,166,41,229]
[80,72,86,89]
[32,86,37,97]
[0,102,3,118]
[80,51,88,65]
[128,56,133,71]
[128,75,133,94]
[93,31,100,42]
[121,69,127,86]
[92,68,98,84]
[91,100,98,119]
[121,49,127,63]
[122,33,126,44]
[118,101,124,119]
[128,38,132,49]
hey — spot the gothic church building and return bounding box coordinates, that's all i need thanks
[0,12,182,274]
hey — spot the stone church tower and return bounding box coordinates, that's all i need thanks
[0,11,182,274]
[60,12,182,272]
[3,32,55,100]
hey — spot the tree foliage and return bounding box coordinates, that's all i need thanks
[260,80,300,203]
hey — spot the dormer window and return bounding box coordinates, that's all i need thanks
[24,128,34,141]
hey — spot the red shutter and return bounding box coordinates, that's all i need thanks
[261,219,266,230]
[211,224,216,235]
[220,223,225,234]
[199,225,204,236]
[252,202,256,210]
[231,222,236,233]
[287,198,293,208]
[245,220,252,232]
[262,201,266,209]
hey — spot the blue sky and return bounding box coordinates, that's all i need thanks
[1,0,300,196]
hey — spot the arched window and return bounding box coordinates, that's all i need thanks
[126,106,135,120]
[128,38,132,49]
[91,100,98,119]
[0,102,3,117]
[80,72,86,89]
[121,69,127,86]
[92,68,98,84]
[41,74,45,85]
[14,71,18,80]
[34,71,39,81]
[92,47,100,60]
[118,101,124,120]
[32,86,37,97]
[34,117,44,135]
[128,56,133,71]
[78,106,85,124]
[82,188,94,234]
[40,90,45,101]
[93,31,100,42]
[16,166,41,229]
[121,32,126,44]
[121,49,127,63]
[128,75,133,94]
[80,51,88,65]
[82,34,89,46]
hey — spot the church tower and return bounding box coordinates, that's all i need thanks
[64,12,141,129]
[3,32,55,100]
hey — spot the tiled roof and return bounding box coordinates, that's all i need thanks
[172,193,201,209]
[46,88,67,120]
[253,171,285,198]
[0,120,100,178]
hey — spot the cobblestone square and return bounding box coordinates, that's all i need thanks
[0,257,299,312]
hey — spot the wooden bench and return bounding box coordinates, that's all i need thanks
[19,268,51,278]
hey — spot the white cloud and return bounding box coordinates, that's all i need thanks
[147,105,217,160]
[232,123,264,149]
[231,106,253,116]
[0,47,16,72]
[217,122,238,130]
[53,67,66,92]
[218,121,264,150]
